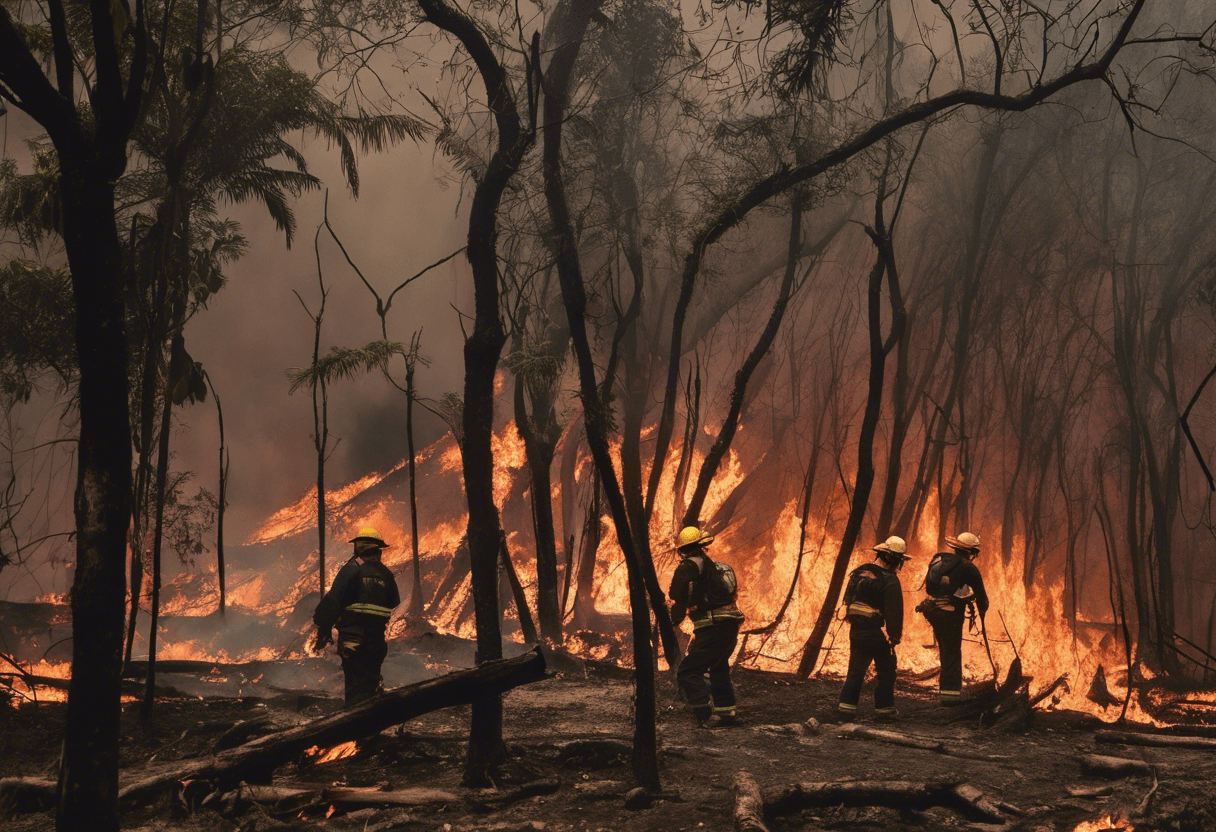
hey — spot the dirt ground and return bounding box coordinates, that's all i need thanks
[4,658,1216,832]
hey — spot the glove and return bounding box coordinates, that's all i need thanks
[315,628,333,650]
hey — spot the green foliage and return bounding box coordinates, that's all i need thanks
[286,339,406,393]
[0,145,61,248]
[0,260,76,402]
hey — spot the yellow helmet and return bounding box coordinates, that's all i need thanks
[349,526,390,548]
[676,526,714,550]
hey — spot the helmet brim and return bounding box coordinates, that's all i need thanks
[677,534,714,551]
[350,536,390,548]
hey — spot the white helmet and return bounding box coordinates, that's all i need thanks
[945,531,981,553]
[873,535,909,563]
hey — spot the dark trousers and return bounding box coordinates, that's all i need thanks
[338,636,388,706]
[677,619,741,715]
[929,606,966,702]
[838,622,896,714]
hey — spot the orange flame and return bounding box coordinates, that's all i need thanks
[303,740,359,764]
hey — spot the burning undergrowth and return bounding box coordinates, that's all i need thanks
[4,411,1215,727]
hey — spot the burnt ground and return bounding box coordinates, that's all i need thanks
[3,661,1216,832]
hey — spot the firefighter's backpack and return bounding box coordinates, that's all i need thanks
[697,554,738,609]
[843,564,885,611]
[924,553,963,598]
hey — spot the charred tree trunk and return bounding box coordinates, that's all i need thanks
[0,6,147,828]
[571,477,602,630]
[56,164,136,832]
[500,534,538,644]
[416,0,535,787]
[542,0,659,789]
[406,358,424,618]
[798,189,905,677]
[514,375,561,643]
[205,372,228,617]
[142,295,185,720]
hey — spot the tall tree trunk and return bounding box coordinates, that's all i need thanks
[542,0,659,788]
[415,0,534,787]
[797,188,905,677]
[406,360,424,618]
[141,297,185,720]
[208,373,227,617]
[56,170,134,832]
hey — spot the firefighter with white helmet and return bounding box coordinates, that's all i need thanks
[668,526,745,727]
[917,530,989,705]
[313,527,401,706]
[837,535,910,721]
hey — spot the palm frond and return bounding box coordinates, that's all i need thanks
[287,340,405,394]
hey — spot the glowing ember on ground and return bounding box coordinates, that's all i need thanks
[303,741,359,763]
[1072,814,1133,831]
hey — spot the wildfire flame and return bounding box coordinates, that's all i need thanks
[304,740,359,764]
[1072,814,1133,831]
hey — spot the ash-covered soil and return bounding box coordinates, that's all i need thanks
[3,660,1216,832]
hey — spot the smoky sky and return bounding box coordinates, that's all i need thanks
[179,140,472,545]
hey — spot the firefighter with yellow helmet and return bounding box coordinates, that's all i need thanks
[313,527,401,705]
[918,531,989,705]
[837,535,909,721]
[668,526,745,727]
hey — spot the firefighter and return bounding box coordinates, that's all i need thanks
[668,526,745,727]
[313,527,401,706]
[837,535,909,722]
[919,531,989,706]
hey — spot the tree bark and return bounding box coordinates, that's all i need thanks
[797,190,904,677]
[541,0,659,790]
[415,0,534,787]
[514,375,561,643]
[55,170,135,832]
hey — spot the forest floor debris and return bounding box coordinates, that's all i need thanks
[3,659,1216,831]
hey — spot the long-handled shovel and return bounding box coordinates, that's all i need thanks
[977,607,999,682]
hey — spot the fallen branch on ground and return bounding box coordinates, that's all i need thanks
[836,723,1010,762]
[230,782,459,813]
[733,771,769,831]
[1080,754,1155,779]
[763,778,1005,824]
[1096,730,1216,750]
[2,649,548,813]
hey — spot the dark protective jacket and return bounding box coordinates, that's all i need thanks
[313,554,401,642]
[844,562,904,644]
[924,552,989,616]
[668,553,744,630]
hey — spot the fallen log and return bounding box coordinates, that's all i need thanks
[1095,730,1216,750]
[733,771,770,832]
[233,781,459,812]
[0,777,56,813]
[2,649,547,813]
[1066,784,1114,798]
[836,723,1010,762]
[764,779,1005,824]
[1080,754,1155,779]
